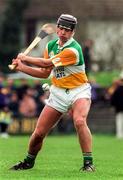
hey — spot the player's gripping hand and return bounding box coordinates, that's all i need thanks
[17,53,28,62]
[12,58,24,71]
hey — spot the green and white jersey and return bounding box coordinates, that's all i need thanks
[43,38,88,89]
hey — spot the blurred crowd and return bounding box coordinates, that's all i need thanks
[0,72,49,137]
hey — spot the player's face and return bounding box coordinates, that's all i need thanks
[56,26,74,43]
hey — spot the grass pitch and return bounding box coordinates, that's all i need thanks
[0,134,123,180]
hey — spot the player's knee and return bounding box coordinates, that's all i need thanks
[74,116,87,129]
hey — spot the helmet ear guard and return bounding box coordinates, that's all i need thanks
[57,14,77,31]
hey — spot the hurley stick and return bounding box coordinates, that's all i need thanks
[8,23,56,70]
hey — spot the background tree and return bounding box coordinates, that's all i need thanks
[0,0,30,73]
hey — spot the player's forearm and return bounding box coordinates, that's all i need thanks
[28,57,53,68]
[22,56,46,67]
[18,63,50,78]
[18,54,53,68]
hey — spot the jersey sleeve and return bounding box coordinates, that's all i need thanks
[51,48,79,67]
[43,49,49,59]
[43,43,50,59]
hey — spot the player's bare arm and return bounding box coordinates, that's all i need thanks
[17,53,53,68]
[13,58,52,78]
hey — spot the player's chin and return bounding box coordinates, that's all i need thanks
[59,36,68,42]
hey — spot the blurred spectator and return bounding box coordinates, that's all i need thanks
[89,77,105,104]
[6,78,17,91]
[0,106,12,138]
[19,88,37,118]
[1,86,11,104]
[17,79,29,100]
[106,79,121,100]
[8,91,19,118]
[110,73,123,138]
[36,91,50,116]
[83,39,93,74]
[0,87,8,109]
[33,79,44,97]
[0,72,5,87]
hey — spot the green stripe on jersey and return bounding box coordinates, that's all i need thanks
[47,38,85,65]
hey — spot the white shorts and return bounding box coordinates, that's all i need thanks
[46,83,91,113]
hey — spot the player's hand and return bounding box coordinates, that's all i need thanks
[12,58,18,66]
[15,59,24,71]
[17,53,27,62]
[12,58,24,71]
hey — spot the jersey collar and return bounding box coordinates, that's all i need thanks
[57,38,74,49]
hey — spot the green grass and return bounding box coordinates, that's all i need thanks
[89,70,120,87]
[0,134,123,180]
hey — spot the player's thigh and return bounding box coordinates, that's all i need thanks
[72,98,91,120]
[35,105,62,134]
